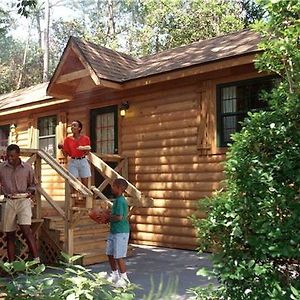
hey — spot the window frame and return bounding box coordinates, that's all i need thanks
[37,115,57,157]
[0,124,10,149]
[90,105,118,154]
[217,76,276,147]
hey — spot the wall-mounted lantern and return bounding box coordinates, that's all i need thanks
[120,101,129,117]
[9,123,18,144]
[10,124,16,133]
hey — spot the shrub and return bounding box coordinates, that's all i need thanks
[0,253,135,300]
[192,0,300,299]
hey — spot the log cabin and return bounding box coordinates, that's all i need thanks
[0,29,276,264]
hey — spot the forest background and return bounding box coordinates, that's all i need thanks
[0,0,264,94]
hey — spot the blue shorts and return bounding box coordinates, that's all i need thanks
[106,233,129,259]
[68,158,91,178]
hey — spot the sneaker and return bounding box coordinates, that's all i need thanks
[106,271,119,283]
[115,277,130,288]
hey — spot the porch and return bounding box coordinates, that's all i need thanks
[0,148,152,265]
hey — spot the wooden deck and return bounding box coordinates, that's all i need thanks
[0,149,150,265]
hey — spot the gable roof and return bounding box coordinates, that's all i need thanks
[72,29,260,83]
[72,37,140,82]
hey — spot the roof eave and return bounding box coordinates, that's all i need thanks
[122,51,260,89]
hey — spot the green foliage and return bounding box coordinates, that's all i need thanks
[188,284,224,300]
[120,0,245,56]
[0,7,11,34]
[0,254,135,300]
[0,38,43,94]
[141,276,179,300]
[16,0,37,17]
[0,0,267,92]
[192,0,300,299]
[240,0,266,25]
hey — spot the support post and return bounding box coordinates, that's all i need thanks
[64,181,74,255]
[34,155,42,219]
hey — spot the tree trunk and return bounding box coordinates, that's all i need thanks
[35,10,42,49]
[106,0,116,39]
[17,21,31,89]
[43,0,50,82]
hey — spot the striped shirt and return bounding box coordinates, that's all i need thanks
[0,160,35,196]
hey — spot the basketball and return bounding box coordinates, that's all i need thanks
[88,207,110,224]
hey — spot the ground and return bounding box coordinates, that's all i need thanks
[90,244,217,299]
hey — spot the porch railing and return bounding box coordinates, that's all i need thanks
[87,152,153,208]
[16,149,151,259]
[21,148,93,255]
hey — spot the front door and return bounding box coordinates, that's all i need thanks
[90,106,118,196]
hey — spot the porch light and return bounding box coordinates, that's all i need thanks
[120,101,129,117]
[10,124,16,133]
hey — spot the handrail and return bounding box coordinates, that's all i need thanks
[87,152,142,199]
[21,148,94,256]
[37,149,93,197]
[21,148,93,197]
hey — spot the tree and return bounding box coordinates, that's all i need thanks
[192,0,300,299]
[1,0,267,92]
[119,0,246,56]
[16,0,37,16]
[0,38,43,94]
[50,18,86,72]
[239,0,266,25]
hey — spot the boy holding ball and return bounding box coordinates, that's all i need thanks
[106,178,130,288]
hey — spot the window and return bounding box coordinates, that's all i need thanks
[0,125,10,149]
[90,106,118,155]
[95,112,116,154]
[38,115,57,157]
[217,76,277,147]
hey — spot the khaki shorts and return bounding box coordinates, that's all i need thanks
[1,198,32,232]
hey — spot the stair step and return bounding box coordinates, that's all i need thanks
[79,244,134,266]
[74,236,107,253]
[58,225,109,235]
[52,222,109,232]
[81,251,108,265]
[45,216,105,230]
[59,230,109,241]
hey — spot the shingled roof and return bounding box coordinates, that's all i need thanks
[72,37,140,82]
[0,83,51,110]
[72,29,260,83]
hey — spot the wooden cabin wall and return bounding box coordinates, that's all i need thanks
[118,68,265,250]
[0,109,66,215]
[119,79,224,249]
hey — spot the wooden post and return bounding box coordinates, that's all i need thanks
[64,181,74,255]
[34,155,42,219]
[86,195,93,209]
[121,157,128,179]
[84,161,93,209]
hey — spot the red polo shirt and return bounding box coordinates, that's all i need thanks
[63,135,90,158]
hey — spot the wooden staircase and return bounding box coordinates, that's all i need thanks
[7,149,152,266]
[42,215,109,265]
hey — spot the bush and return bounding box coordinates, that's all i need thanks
[0,253,135,300]
[192,0,300,299]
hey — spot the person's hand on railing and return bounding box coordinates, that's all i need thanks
[58,143,68,158]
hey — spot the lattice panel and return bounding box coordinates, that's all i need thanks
[0,228,32,262]
[39,226,63,265]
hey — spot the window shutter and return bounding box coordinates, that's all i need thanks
[56,112,67,160]
[28,116,38,148]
